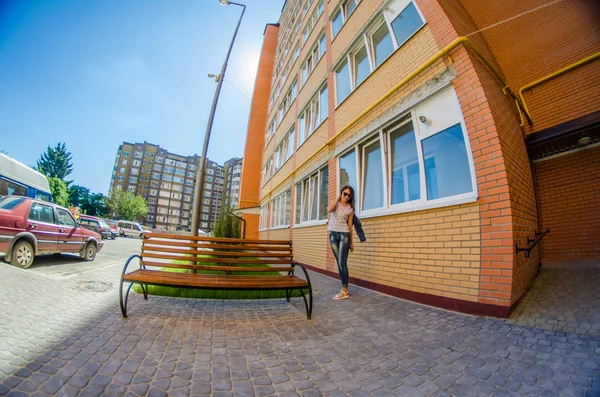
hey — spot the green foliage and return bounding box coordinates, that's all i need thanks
[83,193,108,217]
[48,177,69,206]
[68,185,108,217]
[212,205,242,238]
[36,143,74,182]
[68,184,90,207]
[106,189,148,221]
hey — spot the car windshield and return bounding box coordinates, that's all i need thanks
[99,221,110,229]
[0,196,26,210]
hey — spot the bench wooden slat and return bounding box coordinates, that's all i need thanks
[145,233,291,245]
[141,253,292,264]
[142,252,290,265]
[141,246,292,258]
[123,269,308,289]
[142,240,293,251]
[140,260,293,273]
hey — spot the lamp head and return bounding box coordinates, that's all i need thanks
[219,0,230,5]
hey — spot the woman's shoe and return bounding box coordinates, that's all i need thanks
[332,291,349,300]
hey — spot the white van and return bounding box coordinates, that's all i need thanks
[117,220,150,238]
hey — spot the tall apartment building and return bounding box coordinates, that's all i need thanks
[223,157,243,208]
[239,0,600,317]
[108,141,224,232]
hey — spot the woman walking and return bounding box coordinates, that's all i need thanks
[327,185,355,300]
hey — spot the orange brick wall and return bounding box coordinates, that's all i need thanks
[240,24,279,240]
[534,145,600,262]
[291,225,329,270]
[458,0,600,134]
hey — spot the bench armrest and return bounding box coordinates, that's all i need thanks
[291,260,312,288]
[122,254,142,277]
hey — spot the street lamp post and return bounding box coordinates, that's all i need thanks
[191,0,246,237]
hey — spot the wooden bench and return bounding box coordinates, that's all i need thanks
[119,233,313,319]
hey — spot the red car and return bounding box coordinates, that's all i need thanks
[0,195,104,268]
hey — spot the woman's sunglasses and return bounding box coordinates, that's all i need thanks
[342,192,351,197]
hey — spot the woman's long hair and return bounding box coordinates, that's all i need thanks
[340,185,355,210]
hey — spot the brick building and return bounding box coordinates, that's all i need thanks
[223,157,243,208]
[108,141,224,232]
[238,0,600,316]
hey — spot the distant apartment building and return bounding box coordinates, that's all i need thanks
[108,141,224,232]
[239,0,600,317]
[223,157,243,208]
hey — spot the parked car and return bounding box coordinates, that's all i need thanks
[117,220,151,238]
[0,195,104,268]
[79,215,113,240]
[104,219,119,239]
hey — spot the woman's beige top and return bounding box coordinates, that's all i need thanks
[328,203,352,233]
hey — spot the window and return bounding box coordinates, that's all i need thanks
[207,176,213,182]
[119,168,125,174]
[123,151,130,157]
[302,1,323,44]
[262,157,273,186]
[331,0,359,38]
[301,33,326,85]
[274,127,295,172]
[56,208,76,227]
[259,204,269,230]
[133,160,140,166]
[271,189,292,227]
[28,202,55,224]
[298,85,328,146]
[121,159,128,165]
[335,61,351,104]
[295,165,328,225]
[334,1,425,105]
[336,88,475,215]
[118,176,124,182]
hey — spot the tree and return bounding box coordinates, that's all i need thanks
[36,143,74,182]
[68,184,90,207]
[106,190,148,221]
[212,205,242,238]
[82,193,108,217]
[48,177,69,207]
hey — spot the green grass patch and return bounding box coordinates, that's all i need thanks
[133,262,304,300]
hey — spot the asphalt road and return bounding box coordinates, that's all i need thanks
[0,236,142,278]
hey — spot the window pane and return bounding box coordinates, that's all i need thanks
[354,46,370,87]
[285,190,292,225]
[362,140,384,210]
[331,10,343,37]
[335,60,351,104]
[320,86,328,122]
[372,23,394,67]
[299,114,306,145]
[422,124,473,200]
[339,150,357,189]
[309,175,318,220]
[295,183,302,224]
[319,34,326,59]
[318,166,329,220]
[288,128,295,158]
[390,2,424,47]
[390,122,420,204]
[302,180,309,222]
[345,0,357,17]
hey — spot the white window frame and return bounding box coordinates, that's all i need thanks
[271,189,292,229]
[259,204,270,230]
[333,0,425,106]
[298,84,328,148]
[295,164,329,227]
[330,0,359,39]
[337,87,477,219]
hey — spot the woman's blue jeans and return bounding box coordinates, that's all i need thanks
[329,231,350,287]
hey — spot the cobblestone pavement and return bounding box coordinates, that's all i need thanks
[0,259,599,396]
[507,267,600,337]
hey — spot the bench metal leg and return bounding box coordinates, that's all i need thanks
[298,288,313,319]
[120,254,142,318]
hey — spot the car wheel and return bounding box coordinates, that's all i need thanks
[11,241,34,269]
[81,242,97,261]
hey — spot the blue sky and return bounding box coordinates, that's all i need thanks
[0,0,283,194]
